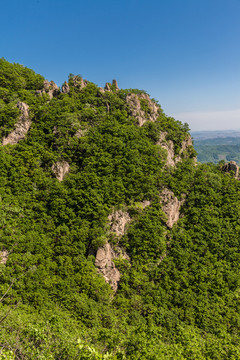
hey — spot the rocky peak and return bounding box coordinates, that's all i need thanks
[62,81,70,94]
[103,80,119,93]
[36,80,60,99]
[104,82,111,91]
[72,76,88,89]
[112,79,119,90]
[126,93,160,126]
[2,102,31,145]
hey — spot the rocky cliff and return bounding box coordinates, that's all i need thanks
[2,102,31,145]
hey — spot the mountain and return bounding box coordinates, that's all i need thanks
[0,58,240,359]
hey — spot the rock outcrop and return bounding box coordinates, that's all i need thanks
[0,250,8,265]
[222,161,239,179]
[102,80,119,93]
[104,82,111,91]
[95,242,129,291]
[72,76,88,90]
[108,209,131,236]
[51,161,70,181]
[112,79,119,91]
[62,81,70,94]
[157,132,175,167]
[95,243,121,291]
[126,93,160,126]
[2,102,31,145]
[160,188,185,228]
[157,133,195,167]
[36,80,60,99]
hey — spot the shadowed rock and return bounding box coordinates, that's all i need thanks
[95,243,121,292]
[222,161,239,179]
[112,79,119,90]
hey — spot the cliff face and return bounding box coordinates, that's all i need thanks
[2,102,31,145]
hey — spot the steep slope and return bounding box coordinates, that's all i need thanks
[0,59,240,359]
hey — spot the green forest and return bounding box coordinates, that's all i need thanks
[1,58,240,359]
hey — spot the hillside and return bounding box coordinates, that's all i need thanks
[1,59,240,359]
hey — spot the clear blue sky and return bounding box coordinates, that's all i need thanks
[1,0,240,130]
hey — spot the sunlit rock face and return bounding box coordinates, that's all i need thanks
[157,133,195,167]
[36,80,60,99]
[2,102,31,145]
[160,188,185,228]
[126,93,160,126]
[51,161,70,181]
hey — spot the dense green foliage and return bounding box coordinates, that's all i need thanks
[0,59,240,359]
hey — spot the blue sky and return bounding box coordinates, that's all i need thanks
[1,0,240,130]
